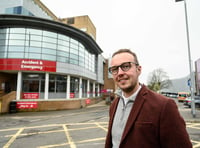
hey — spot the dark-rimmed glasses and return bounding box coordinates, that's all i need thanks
[108,62,139,75]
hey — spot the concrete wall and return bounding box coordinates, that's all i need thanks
[0,94,102,113]
[16,97,102,112]
[0,91,16,113]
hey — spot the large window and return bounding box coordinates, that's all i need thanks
[82,79,88,98]
[0,27,96,72]
[22,73,45,93]
[70,77,79,98]
[49,75,67,93]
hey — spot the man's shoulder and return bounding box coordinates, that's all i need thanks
[139,85,173,103]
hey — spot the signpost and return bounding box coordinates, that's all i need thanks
[175,0,196,117]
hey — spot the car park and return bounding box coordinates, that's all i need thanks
[183,96,200,108]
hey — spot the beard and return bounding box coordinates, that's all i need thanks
[119,81,137,93]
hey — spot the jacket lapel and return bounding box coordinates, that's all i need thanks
[120,86,147,142]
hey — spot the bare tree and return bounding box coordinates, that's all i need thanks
[147,68,172,92]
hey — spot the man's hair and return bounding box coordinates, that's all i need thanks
[112,49,140,65]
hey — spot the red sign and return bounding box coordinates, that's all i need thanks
[17,102,38,109]
[70,93,75,98]
[85,99,91,104]
[0,59,56,72]
[101,89,107,93]
[22,93,39,99]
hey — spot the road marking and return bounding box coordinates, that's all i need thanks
[95,122,108,132]
[37,142,69,148]
[63,124,76,148]
[186,123,200,130]
[37,137,105,148]
[191,140,200,148]
[5,129,64,138]
[1,121,199,148]
[76,137,105,143]
[3,128,24,148]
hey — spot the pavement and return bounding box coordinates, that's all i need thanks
[179,107,200,123]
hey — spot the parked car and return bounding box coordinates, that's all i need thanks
[183,96,200,108]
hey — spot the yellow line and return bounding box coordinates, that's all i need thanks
[5,129,64,138]
[95,122,108,132]
[3,128,24,148]
[193,143,200,148]
[62,124,76,148]
[38,137,105,148]
[187,125,200,130]
[191,140,200,148]
[5,125,107,138]
[37,142,69,148]
[0,124,63,132]
[77,137,105,143]
[0,122,108,132]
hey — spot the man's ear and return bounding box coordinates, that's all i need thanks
[137,66,142,72]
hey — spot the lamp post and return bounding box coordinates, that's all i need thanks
[175,0,196,117]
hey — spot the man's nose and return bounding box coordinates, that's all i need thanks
[117,67,124,75]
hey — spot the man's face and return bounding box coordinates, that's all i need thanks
[110,52,141,93]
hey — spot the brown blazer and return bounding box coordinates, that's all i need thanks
[105,85,192,148]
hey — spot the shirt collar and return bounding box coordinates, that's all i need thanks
[122,85,142,103]
[115,85,142,105]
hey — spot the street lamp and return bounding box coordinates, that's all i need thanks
[175,0,196,117]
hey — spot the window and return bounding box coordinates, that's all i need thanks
[42,42,56,49]
[8,52,24,58]
[9,46,24,52]
[9,34,25,40]
[22,73,44,93]
[42,54,56,61]
[49,75,67,93]
[70,77,79,98]
[10,28,25,34]
[56,76,67,92]
[67,18,74,24]
[82,79,87,97]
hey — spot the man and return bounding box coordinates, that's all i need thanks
[105,49,192,148]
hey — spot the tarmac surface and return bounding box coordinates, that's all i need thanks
[0,99,200,148]
[176,101,200,123]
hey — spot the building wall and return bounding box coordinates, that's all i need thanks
[97,55,105,84]
[60,15,96,40]
[0,0,105,112]
[195,58,200,95]
[0,0,23,13]
[0,14,103,102]
[103,59,115,93]
[0,0,57,20]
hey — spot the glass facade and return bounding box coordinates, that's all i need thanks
[0,27,96,72]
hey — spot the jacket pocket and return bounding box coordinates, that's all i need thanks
[134,121,157,141]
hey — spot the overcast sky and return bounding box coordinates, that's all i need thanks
[41,0,200,84]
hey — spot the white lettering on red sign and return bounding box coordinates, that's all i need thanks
[22,93,39,99]
[21,60,43,70]
[17,102,38,109]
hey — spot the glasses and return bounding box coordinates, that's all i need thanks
[108,62,138,75]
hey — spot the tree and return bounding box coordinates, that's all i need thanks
[147,68,172,92]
